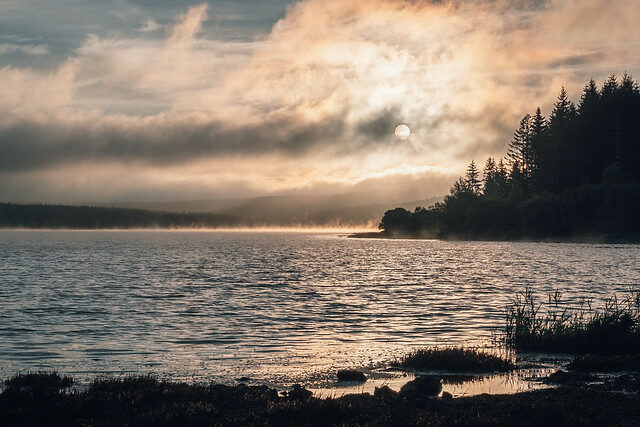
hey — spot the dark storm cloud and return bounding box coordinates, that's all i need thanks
[0,113,350,172]
[356,107,403,140]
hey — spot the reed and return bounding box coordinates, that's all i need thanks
[504,288,640,354]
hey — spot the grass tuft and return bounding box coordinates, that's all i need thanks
[505,288,640,354]
[394,347,515,373]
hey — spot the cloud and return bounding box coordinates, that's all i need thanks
[0,43,48,55]
[1,0,640,202]
[138,19,162,33]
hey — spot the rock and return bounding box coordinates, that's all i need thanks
[287,384,312,400]
[543,370,597,385]
[253,385,279,400]
[441,391,453,400]
[374,385,398,400]
[337,370,367,382]
[236,376,251,382]
[399,375,442,398]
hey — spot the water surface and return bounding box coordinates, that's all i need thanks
[1,230,638,393]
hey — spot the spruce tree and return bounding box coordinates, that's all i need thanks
[496,158,509,192]
[508,114,532,186]
[548,87,577,191]
[483,157,498,197]
[466,160,481,194]
[529,107,547,189]
[578,78,603,183]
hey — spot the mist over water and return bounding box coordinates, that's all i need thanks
[1,230,639,388]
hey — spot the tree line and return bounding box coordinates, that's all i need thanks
[380,74,640,239]
[0,203,239,229]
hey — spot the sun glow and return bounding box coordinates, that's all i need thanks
[394,124,411,139]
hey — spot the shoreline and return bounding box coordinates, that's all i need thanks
[2,372,638,425]
[349,231,640,244]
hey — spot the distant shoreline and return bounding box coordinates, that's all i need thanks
[349,231,640,244]
[0,226,376,233]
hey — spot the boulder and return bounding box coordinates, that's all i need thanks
[441,391,453,400]
[399,375,442,398]
[287,384,312,400]
[337,370,367,382]
[374,385,398,400]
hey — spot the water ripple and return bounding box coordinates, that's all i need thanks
[0,230,639,386]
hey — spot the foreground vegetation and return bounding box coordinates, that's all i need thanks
[0,203,238,229]
[2,372,639,426]
[395,348,515,373]
[505,289,640,354]
[379,74,640,239]
[4,289,639,425]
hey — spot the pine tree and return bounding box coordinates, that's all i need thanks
[508,114,532,185]
[547,86,577,191]
[450,177,470,196]
[581,79,599,106]
[616,72,640,180]
[509,161,524,190]
[496,158,509,191]
[578,78,603,183]
[483,157,497,181]
[483,157,498,197]
[529,107,548,188]
[550,87,573,123]
[466,160,481,194]
[601,75,618,98]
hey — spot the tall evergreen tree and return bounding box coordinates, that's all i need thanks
[466,160,482,194]
[496,158,509,191]
[483,157,498,197]
[617,72,640,181]
[529,107,548,189]
[508,114,532,184]
[509,160,524,190]
[578,78,603,183]
[547,86,577,191]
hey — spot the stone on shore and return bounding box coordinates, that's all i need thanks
[399,375,442,398]
[337,370,367,382]
[374,385,398,400]
[287,384,312,400]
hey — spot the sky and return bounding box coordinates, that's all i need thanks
[1,0,640,203]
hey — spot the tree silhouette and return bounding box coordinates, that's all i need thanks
[377,74,640,240]
[508,114,532,186]
[466,160,482,194]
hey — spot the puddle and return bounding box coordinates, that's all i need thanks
[310,370,555,398]
[310,353,569,398]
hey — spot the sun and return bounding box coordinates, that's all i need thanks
[394,124,411,139]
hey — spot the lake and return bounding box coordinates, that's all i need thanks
[1,230,638,393]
